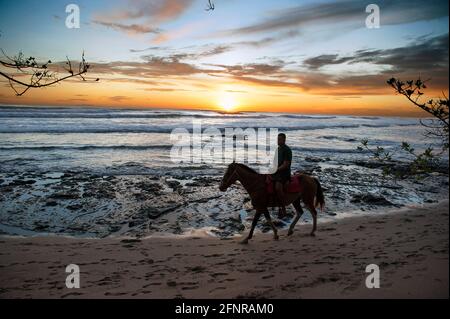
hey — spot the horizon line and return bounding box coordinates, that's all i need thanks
[0,102,433,119]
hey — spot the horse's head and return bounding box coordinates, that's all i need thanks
[219,162,238,192]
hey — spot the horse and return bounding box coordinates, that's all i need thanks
[219,162,325,244]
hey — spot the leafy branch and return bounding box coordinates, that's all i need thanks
[387,77,449,150]
[0,50,98,96]
[357,139,392,161]
[400,142,440,174]
[357,78,448,178]
[358,139,440,177]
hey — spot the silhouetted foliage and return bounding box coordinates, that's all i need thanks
[0,50,98,96]
[357,139,441,178]
[357,78,449,178]
[387,77,449,150]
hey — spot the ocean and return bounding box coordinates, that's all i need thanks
[0,106,440,176]
[0,106,447,238]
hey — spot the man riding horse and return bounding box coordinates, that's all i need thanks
[219,132,324,243]
[272,133,292,219]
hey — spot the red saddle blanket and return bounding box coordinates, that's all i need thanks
[266,174,304,194]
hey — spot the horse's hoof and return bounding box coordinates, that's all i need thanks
[287,230,293,236]
[240,239,249,245]
[310,232,316,237]
[274,235,279,241]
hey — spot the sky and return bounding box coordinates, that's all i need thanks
[0,0,448,116]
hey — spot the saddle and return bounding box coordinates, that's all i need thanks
[266,174,304,194]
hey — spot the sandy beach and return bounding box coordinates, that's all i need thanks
[1,200,448,299]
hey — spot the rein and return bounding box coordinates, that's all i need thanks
[223,165,265,195]
[222,166,238,188]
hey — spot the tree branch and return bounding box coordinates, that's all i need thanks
[0,50,99,96]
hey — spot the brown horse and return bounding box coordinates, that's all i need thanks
[219,163,325,244]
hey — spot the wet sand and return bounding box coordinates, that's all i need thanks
[0,200,448,299]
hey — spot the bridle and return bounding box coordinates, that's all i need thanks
[220,164,265,194]
[221,165,239,189]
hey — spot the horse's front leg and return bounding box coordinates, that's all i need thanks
[240,210,262,244]
[288,198,304,236]
[263,209,279,241]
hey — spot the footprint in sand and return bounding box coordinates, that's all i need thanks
[105,292,128,297]
[209,287,227,293]
[61,292,84,298]
[181,286,199,290]
[210,272,228,278]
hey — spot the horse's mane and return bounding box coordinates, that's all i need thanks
[235,163,259,174]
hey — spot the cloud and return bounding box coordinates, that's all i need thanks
[303,33,449,74]
[357,34,448,74]
[144,87,196,92]
[299,34,449,95]
[93,0,195,37]
[151,19,209,44]
[129,44,234,61]
[198,45,232,58]
[203,61,306,91]
[212,35,449,95]
[303,55,354,70]
[140,56,209,76]
[56,98,88,103]
[90,56,215,79]
[207,62,285,77]
[217,0,448,37]
[129,29,300,58]
[106,78,163,86]
[109,96,129,102]
[226,90,248,94]
[233,30,301,48]
[95,0,194,22]
[93,21,161,35]
[85,33,448,97]
[130,46,169,53]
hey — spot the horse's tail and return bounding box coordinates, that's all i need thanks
[314,178,325,211]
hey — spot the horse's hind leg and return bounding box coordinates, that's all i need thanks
[307,204,318,237]
[263,209,279,241]
[288,198,304,236]
[240,210,262,244]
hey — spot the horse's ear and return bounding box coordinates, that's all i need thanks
[232,160,235,164]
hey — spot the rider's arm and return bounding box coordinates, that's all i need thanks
[276,160,291,172]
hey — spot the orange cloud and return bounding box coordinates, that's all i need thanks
[93,0,195,38]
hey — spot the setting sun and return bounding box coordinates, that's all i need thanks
[218,94,238,112]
